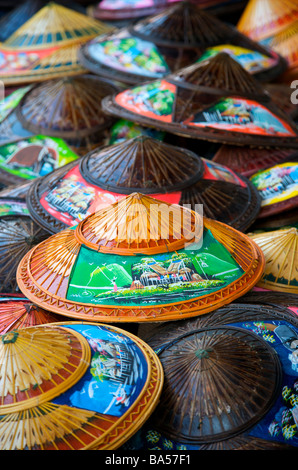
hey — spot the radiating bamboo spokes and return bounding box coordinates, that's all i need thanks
[250,228,298,292]
[18,76,112,136]
[0,217,48,293]
[84,136,202,192]
[130,1,233,47]
[153,327,281,442]
[237,0,298,41]
[0,326,90,413]
[75,193,203,254]
[3,2,113,50]
[270,20,298,67]
[169,53,266,100]
[180,179,259,232]
[102,53,298,148]
[28,229,80,298]
[0,402,117,450]
[204,218,257,271]
[0,300,60,334]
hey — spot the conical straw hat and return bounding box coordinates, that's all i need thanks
[25,136,260,234]
[0,321,163,450]
[14,75,118,155]
[250,227,298,293]
[0,295,62,333]
[0,325,91,414]
[237,0,298,41]
[0,2,114,85]
[80,2,285,85]
[17,192,265,322]
[16,75,118,138]
[3,2,113,50]
[128,1,234,48]
[102,53,298,148]
[130,301,298,450]
[0,0,87,43]
[134,321,282,447]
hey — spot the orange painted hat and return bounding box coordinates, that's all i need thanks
[0,321,163,449]
[0,294,62,333]
[237,0,298,41]
[17,192,265,323]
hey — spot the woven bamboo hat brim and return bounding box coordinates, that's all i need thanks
[250,227,298,293]
[79,2,285,85]
[0,321,163,450]
[237,0,298,41]
[132,301,298,450]
[0,135,79,188]
[212,145,298,178]
[0,43,89,86]
[25,135,260,234]
[240,289,298,307]
[102,53,298,148]
[249,156,298,218]
[0,196,48,294]
[0,294,62,333]
[17,192,265,322]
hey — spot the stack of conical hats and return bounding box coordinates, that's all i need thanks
[25,135,260,234]
[102,53,298,148]
[79,2,285,85]
[0,0,297,452]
